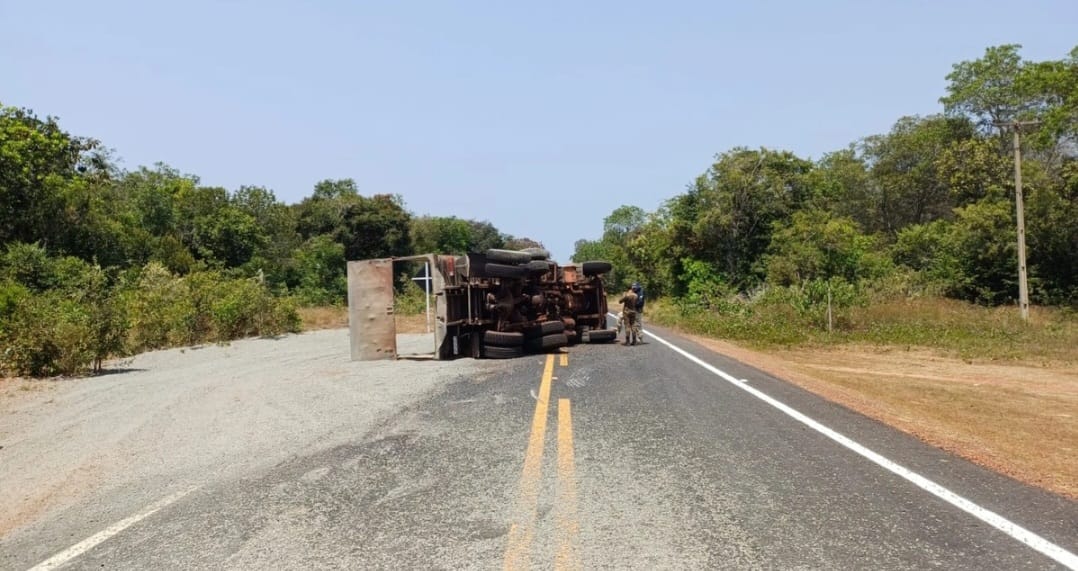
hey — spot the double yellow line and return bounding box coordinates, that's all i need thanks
[504,353,579,570]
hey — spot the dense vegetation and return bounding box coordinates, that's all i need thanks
[3,44,1074,374]
[0,107,540,376]
[575,45,1077,343]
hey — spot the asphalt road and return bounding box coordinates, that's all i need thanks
[4,321,1076,570]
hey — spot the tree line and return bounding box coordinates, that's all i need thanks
[0,104,539,375]
[574,45,1077,310]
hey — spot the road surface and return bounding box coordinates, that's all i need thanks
[2,322,1075,569]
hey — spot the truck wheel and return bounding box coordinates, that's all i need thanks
[483,330,524,347]
[484,345,524,359]
[484,263,528,279]
[581,261,612,276]
[587,329,617,343]
[525,320,565,338]
[526,332,568,353]
[485,249,533,265]
[522,247,550,260]
[524,260,554,274]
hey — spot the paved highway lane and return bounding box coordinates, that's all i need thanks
[6,323,1077,569]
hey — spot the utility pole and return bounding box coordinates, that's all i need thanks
[995,120,1040,322]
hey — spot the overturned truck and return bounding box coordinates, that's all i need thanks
[347,248,619,360]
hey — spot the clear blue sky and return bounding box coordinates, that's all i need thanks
[3,1,1076,261]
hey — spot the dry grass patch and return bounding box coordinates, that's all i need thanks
[297,306,349,331]
[394,314,431,334]
[297,306,432,335]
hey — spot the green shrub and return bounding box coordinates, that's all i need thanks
[123,263,301,351]
[209,277,288,340]
[123,262,194,352]
[0,261,126,376]
[678,258,731,310]
[1,292,91,376]
[291,235,346,306]
[0,279,29,325]
[49,256,99,293]
[0,242,54,291]
[394,277,427,315]
[0,253,297,378]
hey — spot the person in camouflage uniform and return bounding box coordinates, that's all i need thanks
[618,287,639,345]
[630,282,645,342]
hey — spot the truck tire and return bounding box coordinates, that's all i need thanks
[524,260,554,274]
[485,249,533,265]
[484,263,528,279]
[581,261,613,276]
[587,328,617,343]
[522,247,550,260]
[526,332,568,352]
[483,330,524,347]
[484,345,524,359]
[525,320,565,338]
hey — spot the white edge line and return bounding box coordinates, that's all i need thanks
[610,314,1078,570]
[29,486,198,571]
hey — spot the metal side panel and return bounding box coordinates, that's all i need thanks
[347,259,396,361]
[433,255,449,359]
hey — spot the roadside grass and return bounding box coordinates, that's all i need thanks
[297,306,348,331]
[648,296,1078,364]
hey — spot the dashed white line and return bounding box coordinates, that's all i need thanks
[614,315,1078,570]
[29,486,198,571]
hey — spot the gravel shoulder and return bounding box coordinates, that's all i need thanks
[0,329,498,540]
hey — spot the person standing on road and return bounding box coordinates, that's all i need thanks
[619,287,639,345]
[631,282,645,342]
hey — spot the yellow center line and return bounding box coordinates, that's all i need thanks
[559,353,568,367]
[555,398,580,571]
[504,354,555,570]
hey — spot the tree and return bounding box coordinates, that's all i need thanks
[934,137,1012,205]
[294,178,360,240]
[571,239,611,263]
[338,194,411,260]
[674,148,816,288]
[170,185,263,268]
[232,185,299,285]
[411,216,473,254]
[948,199,1019,304]
[941,44,1029,133]
[468,220,506,251]
[504,237,544,250]
[1021,46,1078,157]
[860,115,976,234]
[0,104,103,249]
[764,210,886,286]
[1025,161,1078,304]
[291,235,347,305]
[807,148,874,229]
[623,210,678,297]
[601,205,647,242]
[293,180,412,261]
